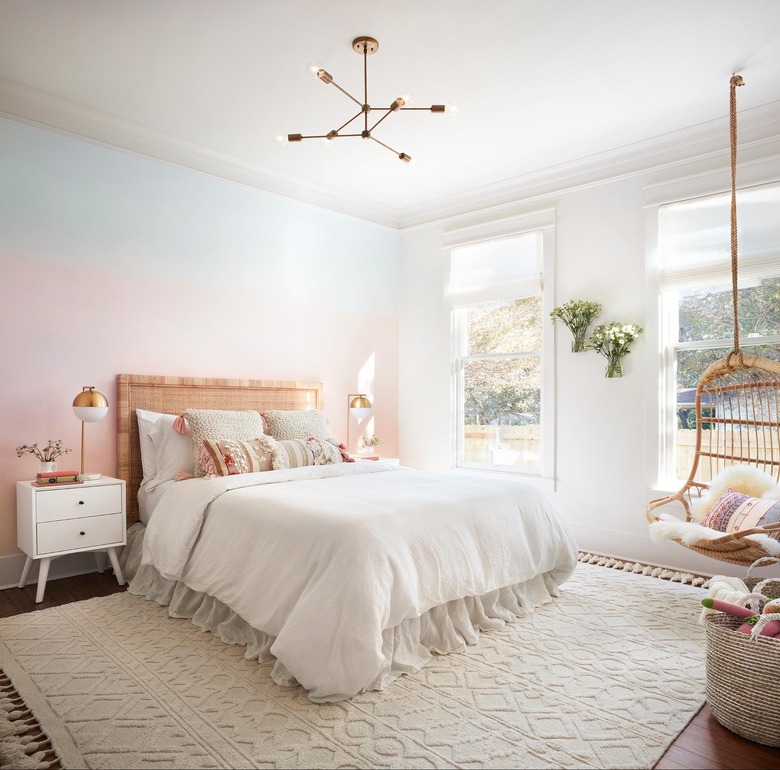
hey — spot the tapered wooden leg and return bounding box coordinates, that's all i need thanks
[106,548,125,586]
[35,558,51,603]
[18,556,33,589]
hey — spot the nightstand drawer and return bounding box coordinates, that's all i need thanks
[35,484,122,523]
[36,513,124,555]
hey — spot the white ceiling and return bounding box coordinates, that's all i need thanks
[2,0,780,228]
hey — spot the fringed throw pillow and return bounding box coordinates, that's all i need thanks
[199,436,280,477]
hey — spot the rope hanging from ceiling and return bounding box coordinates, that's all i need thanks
[646,75,780,566]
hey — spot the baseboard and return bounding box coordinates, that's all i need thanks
[0,551,105,591]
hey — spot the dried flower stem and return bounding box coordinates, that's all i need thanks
[16,440,72,463]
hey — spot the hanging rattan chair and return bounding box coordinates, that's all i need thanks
[645,76,780,566]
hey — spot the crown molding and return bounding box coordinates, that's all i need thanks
[0,78,402,230]
[397,100,780,230]
[3,78,779,232]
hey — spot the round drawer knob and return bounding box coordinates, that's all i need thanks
[78,501,85,505]
[79,531,85,536]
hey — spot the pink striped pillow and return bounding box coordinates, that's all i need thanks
[199,436,279,477]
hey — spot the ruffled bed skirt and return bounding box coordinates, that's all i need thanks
[124,524,562,701]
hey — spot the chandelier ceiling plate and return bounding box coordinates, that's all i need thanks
[352,36,379,55]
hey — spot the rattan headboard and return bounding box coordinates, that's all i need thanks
[117,374,323,525]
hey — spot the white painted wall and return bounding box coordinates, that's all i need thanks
[4,116,780,586]
[398,149,780,579]
[0,119,400,584]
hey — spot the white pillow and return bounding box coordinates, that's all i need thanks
[136,409,171,484]
[146,415,195,490]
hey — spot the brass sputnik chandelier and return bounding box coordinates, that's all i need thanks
[282,36,453,163]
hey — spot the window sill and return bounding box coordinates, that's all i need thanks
[450,466,556,494]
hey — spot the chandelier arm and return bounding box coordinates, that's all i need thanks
[329,79,363,108]
[335,111,364,134]
[370,135,402,156]
[368,109,395,132]
[400,107,443,111]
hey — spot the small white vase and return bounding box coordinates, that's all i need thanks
[38,461,57,474]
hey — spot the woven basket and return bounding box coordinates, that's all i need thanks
[704,613,780,746]
[744,556,780,600]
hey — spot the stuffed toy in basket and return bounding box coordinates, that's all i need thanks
[702,558,780,746]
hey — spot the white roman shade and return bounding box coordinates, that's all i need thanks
[658,181,780,292]
[448,231,542,307]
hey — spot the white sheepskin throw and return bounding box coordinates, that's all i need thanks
[648,514,780,557]
[691,465,780,521]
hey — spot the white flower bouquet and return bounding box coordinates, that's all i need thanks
[359,434,382,451]
[550,300,602,352]
[588,322,643,377]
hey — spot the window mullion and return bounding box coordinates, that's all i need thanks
[674,334,780,352]
[463,351,542,362]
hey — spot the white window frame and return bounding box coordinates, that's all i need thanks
[445,211,556,482]
[659,285,780,488]
[646,175,780,490]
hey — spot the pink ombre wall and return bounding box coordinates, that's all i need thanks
[0,119,399,563]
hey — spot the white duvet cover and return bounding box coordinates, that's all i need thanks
[132,462,577,701]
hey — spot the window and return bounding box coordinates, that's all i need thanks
[658,182,780,486]
[450,229,551,474]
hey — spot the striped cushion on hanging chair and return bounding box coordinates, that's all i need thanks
[703,489,780,536]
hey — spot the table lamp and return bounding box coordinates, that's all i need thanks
[347,393,372,455]
[73,386,109,480]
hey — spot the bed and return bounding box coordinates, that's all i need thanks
[117,374,578,703]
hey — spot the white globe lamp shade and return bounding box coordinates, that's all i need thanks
[72,387,109,478]
[73,405,109,422]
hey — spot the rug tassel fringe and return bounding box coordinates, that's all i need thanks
[578,551,707,586]
[0,672,60,770]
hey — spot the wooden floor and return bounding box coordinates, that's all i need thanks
[1,573,779,769]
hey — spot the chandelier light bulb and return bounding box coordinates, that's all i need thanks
[306,60,322,76]
[447,103,460,115]
[274,132,289,144]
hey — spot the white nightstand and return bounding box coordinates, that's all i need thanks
[16,476,127,602]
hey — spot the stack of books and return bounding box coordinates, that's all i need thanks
[33,470,83,487]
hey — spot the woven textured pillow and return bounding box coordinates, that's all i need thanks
[262,409,330,441]
[200,436,279,477]
[702,488,780,536]
[185,409,266,476]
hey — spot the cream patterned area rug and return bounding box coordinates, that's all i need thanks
[0,563,706,770]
